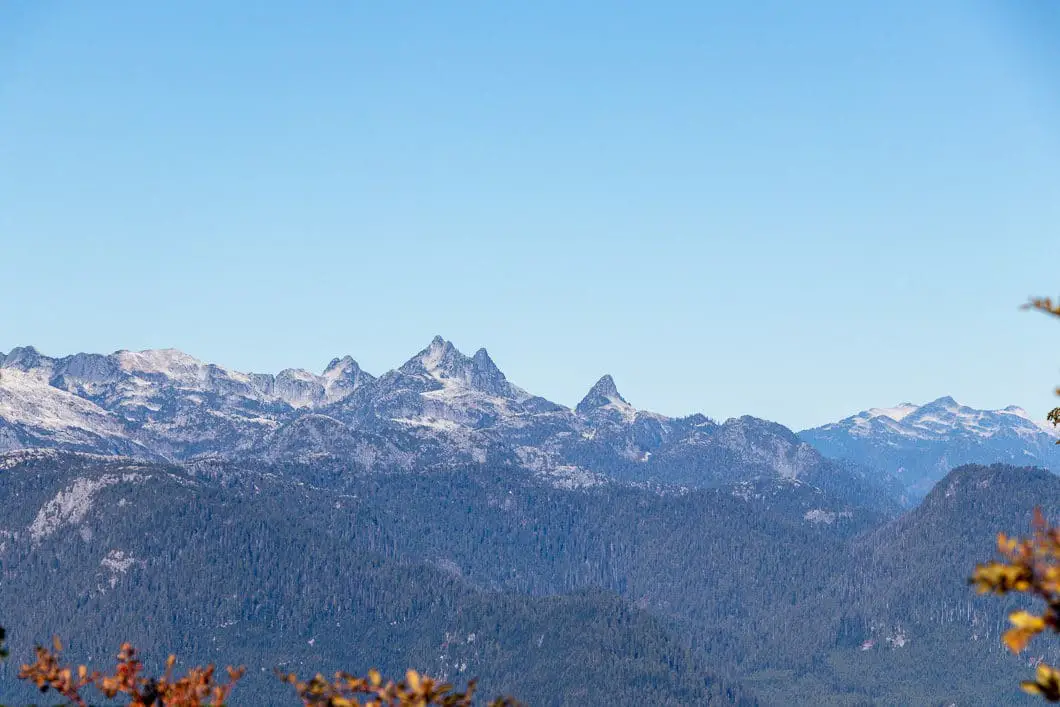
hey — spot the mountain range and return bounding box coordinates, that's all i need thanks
[3,339,1057,506]
[800,397,1060,501]
[0,339,904,514]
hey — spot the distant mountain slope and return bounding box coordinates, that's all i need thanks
[0,346,371,459]
[746,463,1060,705]
[0,451,756,706]
[0,367,159,459]
[0,339,903,513]
[800,396,1060,500]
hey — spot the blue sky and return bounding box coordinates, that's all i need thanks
[1,1,1059,430]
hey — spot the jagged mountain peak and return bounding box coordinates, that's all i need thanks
[424,335,458,359]
[276,367,318,382]
[395,338,519,399]
[0,339,912,512]
[324,355,360,376]
[401,336,466,376]
[472,347,495,367]
[2,345,48,371]
[469,348,514,397]
[320,356,372,402]
[580,374,625,403]
[576,375,634,419]
[5,345,42,356]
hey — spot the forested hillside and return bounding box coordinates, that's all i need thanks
[0,451,1052,704]
[0,452,757,706]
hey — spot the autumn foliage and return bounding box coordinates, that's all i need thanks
[277,667,522,706]
[972,509,1060,700]
[1,632,521,706]
[15,637,244,707]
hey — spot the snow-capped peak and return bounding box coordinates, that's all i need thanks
[1001,405,1060,437]
[801,397,1060,501]
[820,396,1058,440]
[919,396,958,411]
[115,348,226,386]
[0,367,154,457]
[865,403,918,422]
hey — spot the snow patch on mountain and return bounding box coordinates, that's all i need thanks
[98,549,144,591]
[804,509,854,525]
[392,416,463,432]
[866,403,918,423]
[830,397,1056,441]
[1002,405,1060,437]
[100,549,139,574]
[117,348,240,387]
[402,337,523,401]
[801,397,1060,501]
[29,473,145,541]
[536,464,609,490]
[0,368,125,438]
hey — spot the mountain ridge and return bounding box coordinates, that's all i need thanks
[801,396,1060,500]
[6,340,1046,514]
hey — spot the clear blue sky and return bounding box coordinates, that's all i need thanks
[2,1,1059,431]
